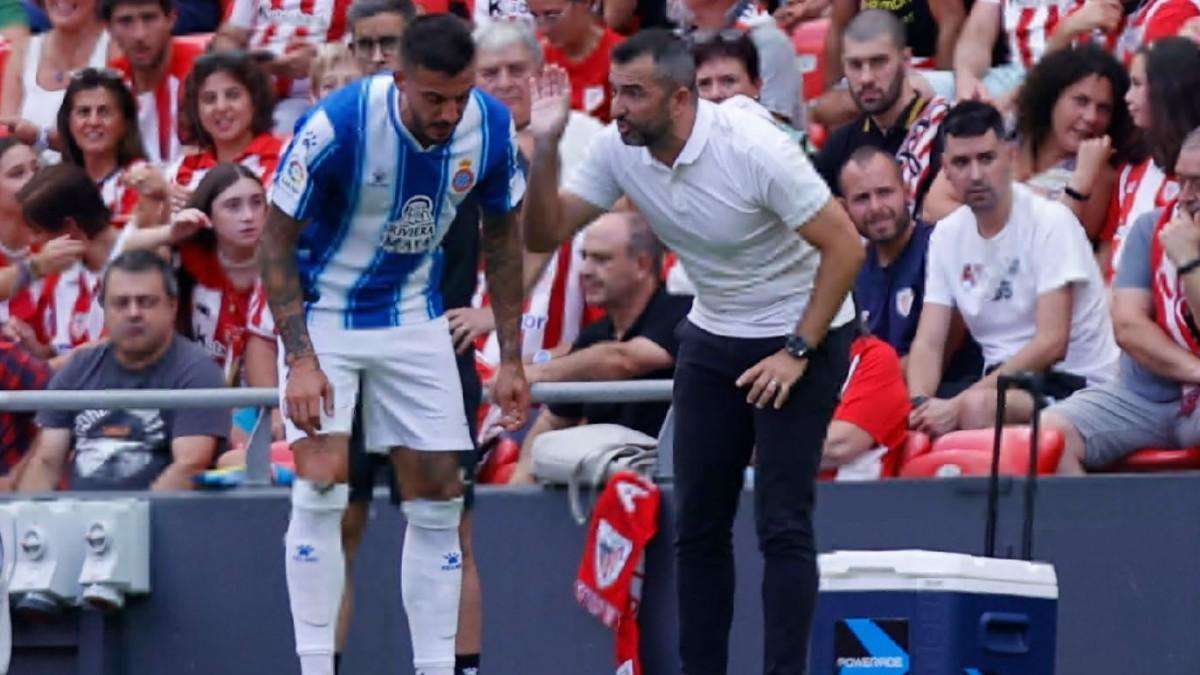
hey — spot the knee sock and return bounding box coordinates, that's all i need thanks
[455,654,481,674]
[401,498,464,675]
[286,480,349,675]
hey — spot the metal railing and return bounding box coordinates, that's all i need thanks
[0,380,675,486]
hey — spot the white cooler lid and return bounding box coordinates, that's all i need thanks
[819,550,1058,599]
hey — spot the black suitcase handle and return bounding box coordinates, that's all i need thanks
[985,371,1061,561]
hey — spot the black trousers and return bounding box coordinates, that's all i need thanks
[672,320,853,675]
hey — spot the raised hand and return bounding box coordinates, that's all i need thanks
[169,208,212,243]
[528,65,573,144]
[32,235,85,277]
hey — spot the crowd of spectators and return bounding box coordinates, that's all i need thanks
[0,0,1199,491]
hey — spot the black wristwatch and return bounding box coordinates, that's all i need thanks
[1179,256,1200,276]
[784,334,812,360]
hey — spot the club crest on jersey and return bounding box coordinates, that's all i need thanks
[452,160,475,193]
[594,519,633,590]
[381,195,437,253]
[895,287,915,318]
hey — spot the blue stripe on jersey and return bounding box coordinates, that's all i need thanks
[422,141,452,320]
[301,81,369,323]
[426,246,446,318]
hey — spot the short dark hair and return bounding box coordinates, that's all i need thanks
[401,14,475,75]
[348,0,416,27]
[843,8,907,52]
[0,137,30,166]
[1142,37,1200,171]
[101,249,179,305]
[838,144,902,193]
[58,68,148,170]
[692,31,759,83]
[1016,43,1134,169]
[183,51,276,151]
[613,28,696,94]
[941,100,1007,144]
[19,164,111,239]
[100,0,172,21]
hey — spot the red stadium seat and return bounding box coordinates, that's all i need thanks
[1101,448,1200,473]
[899,427,1064,478]
[477,436,520,484]
[807,123,827,150]
[270,441,295,470]
[892,431,932,475]
[0,41,10,115]
[791,18,829,104]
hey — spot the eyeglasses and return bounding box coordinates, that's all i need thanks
[350,35,402,56]
[679,27,746,48]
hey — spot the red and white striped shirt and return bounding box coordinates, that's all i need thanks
[0,245,41,327]
[1104,158,1179,280]
[168,133,286,192]
[226,0,353,99]
[986,0,1086,68]
[97,166,141,228]
[475,232,589,366]
[179,243,257,385]
[112,39,204,166]
[896,95,950,214]
[1113,0,1200,68]
[246,278,275,339]
[36,264,106,355]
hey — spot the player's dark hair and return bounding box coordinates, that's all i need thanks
[183,51,277,152]
[691,31,759,84]
[401,14,475,76]
[18,163,111,239]
[100,0,172,21]
[613,28,696,95]
[941,100,1007,144]
[102,249,179,304]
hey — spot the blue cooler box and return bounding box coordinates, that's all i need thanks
[810,550,1057,675]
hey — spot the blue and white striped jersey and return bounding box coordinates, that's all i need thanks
[272,74,526,329]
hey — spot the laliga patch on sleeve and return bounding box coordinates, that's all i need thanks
[834,618,910,673]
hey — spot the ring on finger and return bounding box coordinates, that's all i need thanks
[767,379,780,390]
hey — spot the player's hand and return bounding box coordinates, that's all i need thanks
[168,208,212,243]
[284,355,334,438]
[31,235,85,277]
[909,397,961,436]
[529,65,572,144]
[736,350,808,410]
[1160,207,1200,267]
[492,360,531,431]
[446,306,495,354]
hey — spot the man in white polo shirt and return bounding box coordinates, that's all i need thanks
[524,29,864,675]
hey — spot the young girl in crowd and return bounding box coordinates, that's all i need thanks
[1015,43,1137,240]
[1101,37,1200,279]
[171,51,283,198]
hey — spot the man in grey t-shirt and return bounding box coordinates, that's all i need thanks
[18,250,229,491]
[1045,130,1200,473]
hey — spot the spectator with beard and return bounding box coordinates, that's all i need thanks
[813,10,952,219]
[106,0,203,166]
[17,248,228,492]
[906,101,1118,436]
[840,145,981,392]
[1048,128,1200,473]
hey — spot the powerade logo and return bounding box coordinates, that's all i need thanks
[834,618,910,673]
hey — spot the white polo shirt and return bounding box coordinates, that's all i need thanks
[564,98,854,339]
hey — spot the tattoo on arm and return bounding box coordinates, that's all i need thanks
[482,209,525,363]
[260,205,315,364]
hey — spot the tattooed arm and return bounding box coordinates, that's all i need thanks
[260,205,331,437]
[482,208,531,429]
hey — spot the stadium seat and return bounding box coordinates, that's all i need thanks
[270,441,295,470]
[1100,448,1200,473]
[807,123,827,150]
[477,436,521,484]
[899,427,1064,478]
[791,18,829,104]
[892,431,932,476]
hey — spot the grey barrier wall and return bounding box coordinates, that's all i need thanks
[8,473,1200,675]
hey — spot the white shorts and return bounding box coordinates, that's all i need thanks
[279,316,472,453]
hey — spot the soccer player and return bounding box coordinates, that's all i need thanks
[259,15,529,675]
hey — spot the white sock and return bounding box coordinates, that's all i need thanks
[401,499,464,675]
[285,479,348,675]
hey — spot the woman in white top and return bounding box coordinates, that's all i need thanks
[0,0,112,149]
